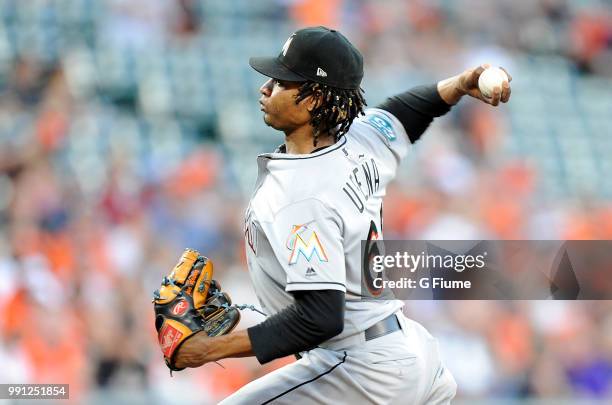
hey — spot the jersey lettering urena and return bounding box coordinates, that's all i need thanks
[342,154,380,213]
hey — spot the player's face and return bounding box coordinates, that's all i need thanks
[259,78,311,132]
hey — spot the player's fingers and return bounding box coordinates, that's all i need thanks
[499,66,512,82]
[469,63,488,83]
[472,64,489,80]
[489,86,501,106]
[466,67,482,89]
[474,64,488,76]
[501,80,511,103]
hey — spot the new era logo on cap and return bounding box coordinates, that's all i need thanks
[316,67,327,77]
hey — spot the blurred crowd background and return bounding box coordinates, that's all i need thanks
[0,0,611,403]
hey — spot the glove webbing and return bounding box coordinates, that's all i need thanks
[228,304,267,317]
[208,289,268,317]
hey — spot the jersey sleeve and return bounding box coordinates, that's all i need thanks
[266,199,346,293]
[349,108,411,165]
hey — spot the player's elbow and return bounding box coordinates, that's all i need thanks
[314,297,345,340]
[321,315,344,340]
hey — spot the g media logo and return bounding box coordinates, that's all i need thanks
[364,113,396,141]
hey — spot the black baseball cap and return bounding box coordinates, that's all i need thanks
[249,26,363,90]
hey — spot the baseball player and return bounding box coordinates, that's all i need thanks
[174,26,511,404]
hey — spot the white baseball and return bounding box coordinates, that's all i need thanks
[478,67,508,99]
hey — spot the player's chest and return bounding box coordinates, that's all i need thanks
[243,178,281,257]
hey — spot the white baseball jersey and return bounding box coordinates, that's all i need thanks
[230,108,457,405]
[244,108,410,346]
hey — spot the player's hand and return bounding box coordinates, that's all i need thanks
[174,331,211,369]
[457,64,512,106]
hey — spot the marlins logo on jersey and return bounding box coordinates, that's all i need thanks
[286,223,328,265]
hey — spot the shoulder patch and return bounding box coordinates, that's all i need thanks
[364,113,396,141]
[286,223,328,265]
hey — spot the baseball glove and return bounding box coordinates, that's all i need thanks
[153,248,241,371]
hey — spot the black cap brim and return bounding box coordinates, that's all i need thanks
[249,57,306,82]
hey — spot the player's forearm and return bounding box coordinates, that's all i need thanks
[377,84,451,143]
[175,290,344,368]
[175,329,254,368]
[206,329,254,360]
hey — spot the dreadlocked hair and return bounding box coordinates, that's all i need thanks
[294,81,367,147]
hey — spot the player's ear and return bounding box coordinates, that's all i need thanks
[305,92,322,112]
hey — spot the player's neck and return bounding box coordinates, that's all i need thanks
[284,127,334,154]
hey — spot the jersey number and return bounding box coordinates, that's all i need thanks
[362,220,383,297]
